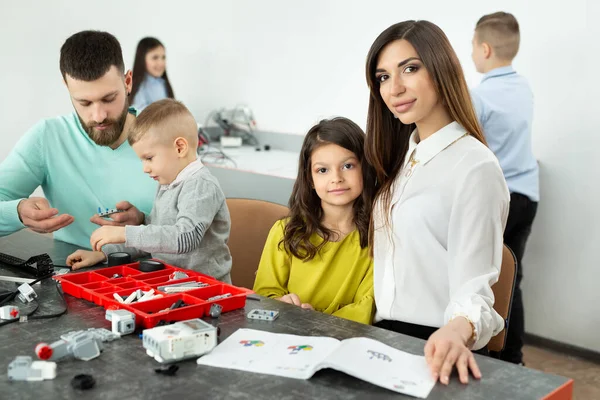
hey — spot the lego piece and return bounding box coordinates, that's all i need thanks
[143,318,217,363]
[169,271,189,281]
[105,309,136,336]
[155,364,179,376]
[60,328,119,343]
[143,294,163,301]
[87,328,120,342]
[7,356,56,381]
[17,283,37,303]
[207,293,232,301]
[107,252,132,267]
[113,293,124,303]
[164,285,207,293]
[36,331,105,362]
[123,290,138,304]
[98,208,124,218]
[209,303,223,318]
[71,374,96,390]
[169,299,185,310]
[138,289,155,302]
[0,252,54,277]
[246,293,261,301]
[157,281,207,292]
[139,260,164,272]
[247,309,279,321]
[71,336,102,361]
[0,305,19,320]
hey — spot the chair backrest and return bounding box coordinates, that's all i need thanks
[488,244,518,352]
[226,198,289,289]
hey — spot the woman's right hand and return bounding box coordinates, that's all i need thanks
[66,250,107,270]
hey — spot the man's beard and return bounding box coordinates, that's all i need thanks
[79,101,129,147]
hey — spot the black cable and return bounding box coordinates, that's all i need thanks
[0,278,67,326]
[29,281,68,320]
[0,272,54,307]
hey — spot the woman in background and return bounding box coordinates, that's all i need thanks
[131,37,175,111]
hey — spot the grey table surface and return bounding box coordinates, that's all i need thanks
[0,230,572,400]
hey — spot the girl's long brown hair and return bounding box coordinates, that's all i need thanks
[282,117,375,261]
[365,20,486,248]
[130,37,175,102]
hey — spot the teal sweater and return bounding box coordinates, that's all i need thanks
[0,110,156,248]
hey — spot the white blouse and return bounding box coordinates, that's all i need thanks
[373,121,509,350]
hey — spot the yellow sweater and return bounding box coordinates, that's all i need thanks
[253,220,375,324]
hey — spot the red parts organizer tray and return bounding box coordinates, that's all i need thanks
[54,260,250,328]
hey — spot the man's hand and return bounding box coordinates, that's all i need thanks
[66,250,107,270]
[90,200,144,227]
[90,226,126,252]
[17,197,74,234]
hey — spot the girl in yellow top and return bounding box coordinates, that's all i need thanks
[253,117,376,324]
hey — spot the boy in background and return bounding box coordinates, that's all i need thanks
[471,11,539,365]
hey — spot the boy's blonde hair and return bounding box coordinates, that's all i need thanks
[129,99,198,148]
[475,12,520,61]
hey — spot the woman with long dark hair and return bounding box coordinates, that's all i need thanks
[131,37,175,111]
[365,20,509,384]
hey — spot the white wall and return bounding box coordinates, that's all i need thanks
[1,0,598,351]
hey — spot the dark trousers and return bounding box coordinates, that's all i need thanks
[374,320,489,356]
[492,192,538,364]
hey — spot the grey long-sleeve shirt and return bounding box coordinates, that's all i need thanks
[104,160,232,283]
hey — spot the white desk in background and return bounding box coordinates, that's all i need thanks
[202,146,298,206]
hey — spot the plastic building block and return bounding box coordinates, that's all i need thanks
[0,252,54,277]
[208,293,232,301]
[123,290,139,304]
[107,252,132,267]
[71,335,102,361]
[105,309,136,336]
[247,309,279,321]
[164,285,207,293]
[157,281,205,292]
[138,289,156,302]
[155,364,179,376]
[246,293,261,301]
[71,374,96,390]
[17,283,37,303]
[139,260,164,272]
[209,303,222,318]
[61,328,119,342]
[7,356,56,381]
[143,318,217,363]
[36,329,115,362]
[98,208,123,218]
[86,328,120,342]
[0,305,19,320]
[169,271,189,280]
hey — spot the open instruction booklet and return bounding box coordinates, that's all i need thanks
[197,328,435,398]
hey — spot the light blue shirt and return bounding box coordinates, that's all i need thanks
[0,109,157,248]
[132,74,169,112]
[471,66,539,201]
